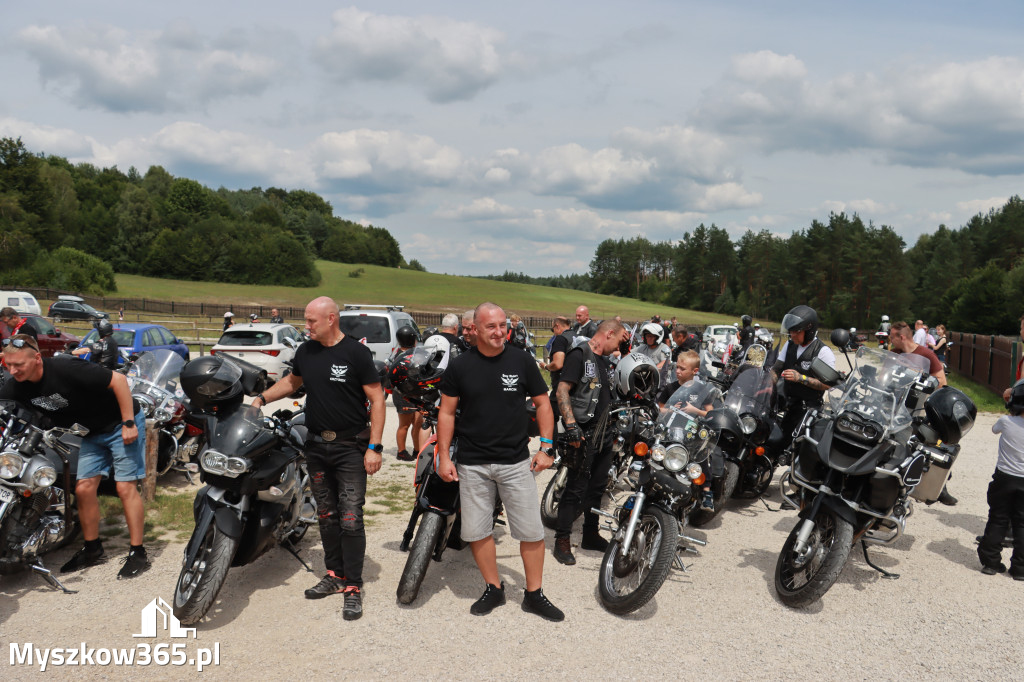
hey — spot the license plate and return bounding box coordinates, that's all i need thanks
[0,486,15,504]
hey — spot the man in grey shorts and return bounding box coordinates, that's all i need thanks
[436,302,564,621]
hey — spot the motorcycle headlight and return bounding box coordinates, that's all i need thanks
[650,444,666,462]
[201,450,228,475]
[0,451,26,480]
[740,415,757,435]
[224,456,251,477]
[686,462,704,481]
[664,444,688,472]
[32,465,57,488]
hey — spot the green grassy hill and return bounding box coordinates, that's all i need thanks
[115,261,738,324]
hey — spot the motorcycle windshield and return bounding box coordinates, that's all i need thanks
[831,346,929,431]
[658,383,719,460]
[723,367,774,421]
[208,406,268,454]
[128,350,188,409]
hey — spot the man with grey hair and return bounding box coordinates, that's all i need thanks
[458,309,476,353]
[436,302,564,621]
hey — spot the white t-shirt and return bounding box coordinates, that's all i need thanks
[993,415,1024,477]
[913,328,928,346]
[776,341,837,370]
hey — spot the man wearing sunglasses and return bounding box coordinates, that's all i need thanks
[1,333,150,578]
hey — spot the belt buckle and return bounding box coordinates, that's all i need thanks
[321,430,336,442]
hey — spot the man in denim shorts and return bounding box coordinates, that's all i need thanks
[436,302,564,621]
[0,334,149,578]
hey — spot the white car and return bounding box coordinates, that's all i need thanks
[211,323,303,383]
[702,324,738,349]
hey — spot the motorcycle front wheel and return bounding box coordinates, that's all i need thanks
[396,510,445,605]
[173,524,240,625]
[774,508,854,608]
[598,506,677,615]
[540,466,569,530]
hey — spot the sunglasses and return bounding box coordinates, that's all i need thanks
[2,336,39,351]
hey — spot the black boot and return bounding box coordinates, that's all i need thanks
[553,537,576,565]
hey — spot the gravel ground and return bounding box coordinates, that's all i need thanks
[2,399,1022,681]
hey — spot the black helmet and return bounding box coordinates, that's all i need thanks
[741,315,752,327]
[95,319,113,337]
[923,386,976,444]
[388,346,446,402]
[1007,379,1024,413]
[781,305,818,339]
[396,325,417,348]
[180,355,243,410]
[374,359,389,389]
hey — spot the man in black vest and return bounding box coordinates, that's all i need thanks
[738,315,755,351]
[572,305,599,339]
[552,319,624,565]
[72,319,119,369]
[770,305,836,453]
[540,316,572,419]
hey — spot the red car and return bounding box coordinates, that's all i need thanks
[0,313,80,358]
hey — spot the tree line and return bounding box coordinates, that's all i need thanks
[0,137,406,293]
[583,200,1024,336]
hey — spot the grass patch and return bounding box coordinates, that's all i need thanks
[97,489,196,544]
[366,476,415,516]
[947,374,1007,414]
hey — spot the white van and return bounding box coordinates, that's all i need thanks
[0,291,42,315]
[337,304,420,361]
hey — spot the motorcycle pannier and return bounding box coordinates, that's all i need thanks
[910,444,958,503]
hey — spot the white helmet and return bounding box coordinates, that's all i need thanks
[639,322,664,345]
[850,327,857,333]
[881,315,889,322]
[421,334,452,370]
[615,352,660,399]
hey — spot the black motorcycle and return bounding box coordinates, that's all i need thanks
[172,356,314,624]
[0,400,86,593]
[774,334,976,607]
[593,393,717,614]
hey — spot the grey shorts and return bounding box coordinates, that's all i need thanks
[457,459,545,543]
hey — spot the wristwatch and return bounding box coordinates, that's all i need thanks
[122,419,137,428]
[538,446,552,455]
[367,443,383,453]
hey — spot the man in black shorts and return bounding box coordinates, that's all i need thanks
[253,296,385,620]
[436,302,564,621]
[552,319,623,565]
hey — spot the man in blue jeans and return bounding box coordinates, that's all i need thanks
[0,334,149,579]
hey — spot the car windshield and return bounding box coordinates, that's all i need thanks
[338,316,390,343]
[219,330,273,346]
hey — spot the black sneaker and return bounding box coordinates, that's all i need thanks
[981,563,1007,575]
[522,588,565,622]
[342,586,363,621]
[580,532,609,552]
[305,572,345,599]
[396,450,415,462]
[700,489,715,512]
[61,544,106,573]
[117,548,151,580]
[470,582,506,616]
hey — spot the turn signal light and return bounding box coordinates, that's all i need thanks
[633,442,649,457]
[754,446,766,457]
[693,473,706,486]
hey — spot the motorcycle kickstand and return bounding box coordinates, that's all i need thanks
[281,539,315,574]
[29,560,78,594]
[757,495,786,512]
[861,540,899,580]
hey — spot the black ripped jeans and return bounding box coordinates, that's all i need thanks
[306,437,368,587]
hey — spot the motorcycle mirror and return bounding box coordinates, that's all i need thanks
[69,423,89,437]
[809,357,842,386]
[830,328,851,349]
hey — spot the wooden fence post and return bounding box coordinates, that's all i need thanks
[142,420,158,503]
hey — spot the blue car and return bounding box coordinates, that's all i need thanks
[78,323,190,364]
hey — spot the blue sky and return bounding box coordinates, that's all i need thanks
[4,1,1024,275]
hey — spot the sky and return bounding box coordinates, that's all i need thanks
[4,1,1024,276]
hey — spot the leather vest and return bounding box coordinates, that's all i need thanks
[782,337,825,404]
[566,342,603,425]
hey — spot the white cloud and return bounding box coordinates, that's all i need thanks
[695,182,762,212]
[17,22,283,112]
[435,197,523,220]
[955,196,1011,216]
[313,7,506,103]
[820,198,896,216]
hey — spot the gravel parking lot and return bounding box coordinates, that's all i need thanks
[2,402,1021,681]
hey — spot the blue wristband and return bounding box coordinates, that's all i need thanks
[539,437,553,445]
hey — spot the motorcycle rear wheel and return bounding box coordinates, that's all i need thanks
[774,508,854,608]
[396,510,445,605]
[173,524,240,625]
[540,466,569,530]
[598,506,677,615]
[689,461,740,528]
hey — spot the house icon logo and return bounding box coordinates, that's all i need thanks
[133,597,198,639]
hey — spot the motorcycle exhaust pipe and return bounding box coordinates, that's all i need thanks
[619,491,646,556]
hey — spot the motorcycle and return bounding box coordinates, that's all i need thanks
[0,400,87,593]
[127,350,205,481]
[693,344,781,526]
[774,333,977,607]
[593,393,718,614]
[172,356,315,624]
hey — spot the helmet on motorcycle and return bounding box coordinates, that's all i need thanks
[180,355,243,410]
[615,352,660,399]
[374,359,389,389]
[95,319,113,338]
[639,322,664,345]
[395,325,417,349]
[781,305,819,339]
[741,315,752,327]
[754,323,761,329]
[1007,379,1024,414]
[923,386,977,444]
[388,345,447,401]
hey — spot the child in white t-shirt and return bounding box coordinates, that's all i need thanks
[978,380,1024,578]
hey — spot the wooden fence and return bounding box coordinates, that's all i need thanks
[948,331,1021,394]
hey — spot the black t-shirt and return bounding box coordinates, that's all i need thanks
[14,319,38,340]
[0,358,124,433]
[293,335,378,436]
[559,347,613,424]
[440,346,548,465]
[548,333,571,389]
